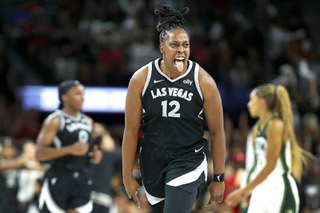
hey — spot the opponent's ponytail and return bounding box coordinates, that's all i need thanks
[274,85,309,181]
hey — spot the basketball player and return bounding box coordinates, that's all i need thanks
[226,84,310,213]
[122,5,226,213]
[35,80,102,213]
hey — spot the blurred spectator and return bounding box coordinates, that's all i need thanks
[0,137,24,213]
[6,108,41,141]
[90,122,122,213]
[16,140,46,213]
[223,153,246,213]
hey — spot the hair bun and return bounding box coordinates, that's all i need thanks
[154,5,189,32]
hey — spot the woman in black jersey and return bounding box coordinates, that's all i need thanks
[122,5,226,213]
[35,80,102,213]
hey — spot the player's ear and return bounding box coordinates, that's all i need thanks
[61,94,68,104]
[160,44,164,54]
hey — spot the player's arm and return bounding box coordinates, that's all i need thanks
[88,117,102,164]
[226,119,284,207]
[35,114,88,161]
[122,65,148,208]
[199,67,226,204]
[0,156,27,170]
[242,119,283,194]
[200,68,226,175]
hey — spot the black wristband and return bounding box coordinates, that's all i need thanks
[213,173,224,182]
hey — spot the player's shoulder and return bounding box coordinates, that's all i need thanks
[267,117,284,134]
[132,64,149,80]
[47,110,61,121]
[197,66,217,90]
[269,116,283,127]
[198,65,214,80]
[83,114,94,126]
[129,61,152,90]
[43,111,61,128]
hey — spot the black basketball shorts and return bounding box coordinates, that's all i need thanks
[38,167,93,213]
[139,139,208,206]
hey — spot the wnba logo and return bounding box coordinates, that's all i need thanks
[183,79,193,85]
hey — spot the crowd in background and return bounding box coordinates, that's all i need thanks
[0,0,319,212]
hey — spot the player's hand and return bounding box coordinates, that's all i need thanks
[225,189,244,207]
[123,176,141,208]
[16,154,29,167]
[206,181,225,206]
[69,142,89,156]
[89,145,102,164]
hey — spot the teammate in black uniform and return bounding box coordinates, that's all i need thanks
[122,5,226,213]
[35,80,102,213]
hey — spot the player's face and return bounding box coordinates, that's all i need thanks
[247,91,261,118]
[160,28,190,73]
[64,84,85,111]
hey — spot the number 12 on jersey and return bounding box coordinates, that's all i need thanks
[161,100,181,118]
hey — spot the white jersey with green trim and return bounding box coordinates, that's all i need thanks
[253,116,292,179]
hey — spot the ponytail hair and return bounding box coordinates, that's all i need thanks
[255,84,310,181]
[274,85,309,181]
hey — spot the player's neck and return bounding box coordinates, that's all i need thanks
[258,111,273,129]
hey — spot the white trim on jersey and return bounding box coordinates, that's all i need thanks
[142,62,153,96]
[143,185,165,205]
[75,200,93,213]
[59,115,65,131]
[166,153,207,187]
[49,111,65,131]
[194,63,203,100]
[197,109,204,120]
[55,110,92,133]
[154,58,193,82]
[53,137,62,148]
[38,178,65,213]
[59,109,82,121]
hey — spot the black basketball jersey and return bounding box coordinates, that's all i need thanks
[140,58,204,148]
[50,110,93,170]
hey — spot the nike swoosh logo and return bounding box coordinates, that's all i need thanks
[195,146,204,153]
[217,174,221,181]
[154,79,164,83]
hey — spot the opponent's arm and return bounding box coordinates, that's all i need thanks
[226,119,284,207]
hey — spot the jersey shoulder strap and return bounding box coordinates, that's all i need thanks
[258,114,278,137]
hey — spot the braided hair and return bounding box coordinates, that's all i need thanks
[154,5,189,43]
